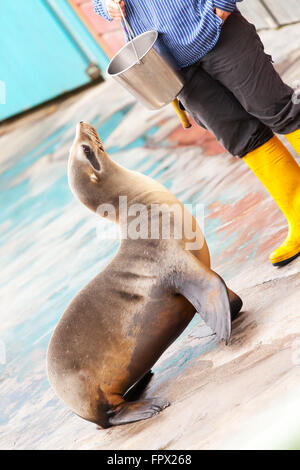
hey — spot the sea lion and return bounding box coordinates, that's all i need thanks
[47,122,242,428]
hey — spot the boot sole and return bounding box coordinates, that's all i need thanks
[272,250,300,267]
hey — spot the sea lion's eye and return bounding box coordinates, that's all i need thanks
[82,145,101,171]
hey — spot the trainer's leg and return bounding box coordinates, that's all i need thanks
[198,10,300,266]
[286,128,300,155]
[199,10,300,135]
[179,64,273,157]
[243,136,300,266]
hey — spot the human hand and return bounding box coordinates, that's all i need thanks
[214,8,231,24]
[106,0,125,20]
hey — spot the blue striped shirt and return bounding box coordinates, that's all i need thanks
[92,0,243,68]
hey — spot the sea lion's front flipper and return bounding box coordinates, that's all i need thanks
[123,370,154,401]
[169,253,231,343]
[107,398,170,426]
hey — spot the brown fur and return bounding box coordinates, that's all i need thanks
[47,122,242,428]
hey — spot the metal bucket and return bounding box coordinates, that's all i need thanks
[107,31,184,110]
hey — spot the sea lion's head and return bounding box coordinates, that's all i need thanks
[68,122,119,216]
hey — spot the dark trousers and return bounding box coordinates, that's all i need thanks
[179,10,300,157]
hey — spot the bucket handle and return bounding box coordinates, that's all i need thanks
[118,4,140,65]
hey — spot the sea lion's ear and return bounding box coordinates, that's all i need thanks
[168,254,231,343]
[82,145,101,171]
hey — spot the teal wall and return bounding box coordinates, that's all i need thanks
[0,0,109,121]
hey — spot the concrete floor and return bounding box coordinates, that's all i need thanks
[0,23,300,450]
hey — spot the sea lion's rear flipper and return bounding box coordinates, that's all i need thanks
[169,253,232,343]
[107,397,170,426]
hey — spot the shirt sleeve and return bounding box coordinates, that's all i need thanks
[92,0,112,22]
[213,0,242,13]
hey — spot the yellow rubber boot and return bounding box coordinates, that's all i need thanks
[286,128,300,155]
[243,135,300,266]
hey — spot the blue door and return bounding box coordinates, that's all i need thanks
[0,0,109,121]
